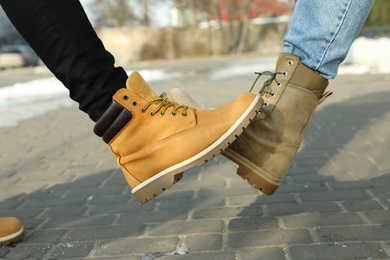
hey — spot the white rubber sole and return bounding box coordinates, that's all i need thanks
[132,94,263,204]
[0,227,23,246]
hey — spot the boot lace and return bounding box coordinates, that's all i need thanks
[141,97,189,116]
[250,71,285,96]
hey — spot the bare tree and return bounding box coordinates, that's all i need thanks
[89,0,170,27]
[172,0,210,27]
[227,0,238,51]
[89,0,139,27]
[236,0,251,53]
[211,0,222,28]
[141,0,151,27]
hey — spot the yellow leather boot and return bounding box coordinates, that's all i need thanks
[0,217,23,246]
[94,71,262,204]
[223,53,332,195]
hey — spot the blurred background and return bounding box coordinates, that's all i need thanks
[1,0,389,69]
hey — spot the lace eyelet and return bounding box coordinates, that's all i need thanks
[160,112,164,116]
[263,102,269,107]
[123,95,129,101]
[270,93,276,97]
[132,101,137,106]
[277,83,282,87]
[171,112,177,116]
[288,61,294,66]
[150,112,155,116]
[141,108,146,113]
[283,71,288,76]
[182,113,187,117]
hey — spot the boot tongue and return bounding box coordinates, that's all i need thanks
[126,71,159,100]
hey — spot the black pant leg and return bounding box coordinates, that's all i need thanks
[0,0,128,122]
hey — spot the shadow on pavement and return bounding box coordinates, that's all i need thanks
[0,89,389,259]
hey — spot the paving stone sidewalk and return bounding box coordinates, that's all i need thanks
[1,60,390,259]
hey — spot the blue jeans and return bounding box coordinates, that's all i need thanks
[283,0,375,79]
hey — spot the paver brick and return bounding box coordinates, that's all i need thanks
[229,193,296,207]
[158,197,225,210]
[275,182,330,194]
[267,201,341,216]
[316,225,390,243]
[93,237,179,257]
[146,220,224,236]
[281,212,365,228]
[117,209,189,224]
[288,243,389,260]
[22,196,87,208]
[39,206,87,217]
[362,210,390,225]
[159,251,236,260]
[184,234,223,252]
[228,217,279,231]
[299,190,371,202]
[192,206,263,219]
[341,199,384,212]
[46,241,94,259]
[0,208,43,219]
[328,178,390,190]
[85,194,130,206]
[23,229,68,244]
[42,214,116,229]
[228,229,313,248]
[197,187,261,198]
[63,224,145,242]
[288,175,334,185]
[236,247,286,260]
[88,202,156,215]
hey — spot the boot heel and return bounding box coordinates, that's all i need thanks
[132,171,184,204]
[237,164,278,196]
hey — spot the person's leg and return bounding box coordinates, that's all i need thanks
[0,0,128,122]
[0,0,263,204]
[223,0,376,194]
[284,0,375,79]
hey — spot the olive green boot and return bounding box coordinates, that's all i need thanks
[223,53,332,195]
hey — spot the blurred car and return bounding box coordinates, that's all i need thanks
[0,45,40,69]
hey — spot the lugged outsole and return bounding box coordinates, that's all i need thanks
[132,94,263,204]
[236,164,278,196]
[222,148,278,196]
